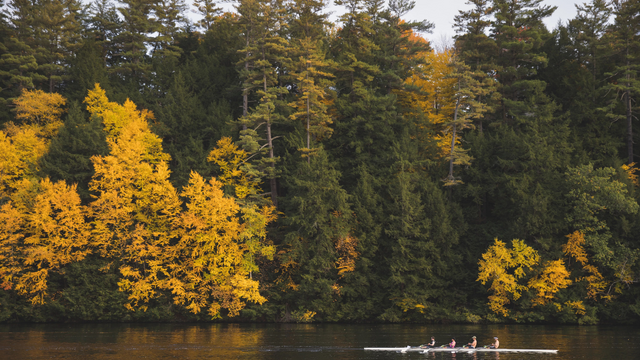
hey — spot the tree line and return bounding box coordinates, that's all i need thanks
[0,0,639,324]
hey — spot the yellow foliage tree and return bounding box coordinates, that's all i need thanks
[86,85,181,311]
[1,90,69,200]
[168,173,275,318]
[86,85,275,316]
[14,89,66,124]
[399,32,458,159]
[563,231,607,300]
[621,162,639,187]
[0,128,47,200]
[0,202,24,293]
[0,178,91,305]
[208,137,261,200]
[335,235,359,278]
[477,238,539,316]
[528,259,572,306]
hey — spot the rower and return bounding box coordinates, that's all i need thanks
[464,336,476,349]
[441,338,456,348]
[489,336,499,349]
[420,337,436,349]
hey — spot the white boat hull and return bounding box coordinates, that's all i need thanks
[364,346,558,354]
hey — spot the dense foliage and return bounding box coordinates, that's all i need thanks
[1,0,639,325]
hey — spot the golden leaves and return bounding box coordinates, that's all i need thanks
[563,231,589,266]
[477,238,539,316]
[335,235,359,277]
[14,89,66,125]
[563,231,607,300]
[208,137,257,199]
[2,178,91,305]
[621,162,639,187]
[528,260,572,306]
[0,86,275,315]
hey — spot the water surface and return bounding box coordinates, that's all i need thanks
[0,323,637,359]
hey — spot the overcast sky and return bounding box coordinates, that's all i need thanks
[395,0,580,42]
[215,0,581,44]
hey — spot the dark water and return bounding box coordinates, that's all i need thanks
[0,323,637,359]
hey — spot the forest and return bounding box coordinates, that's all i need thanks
[1,0,640,325]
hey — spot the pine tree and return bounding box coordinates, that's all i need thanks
[113,0,154,96]
[1,0,44,120]
[280,147,353,321]
[453,0,499,131]
[150,0,187,97]
[86,0,122,69]
[154,72,218,189]
[288,0,334,160]
[443,58,494,186]
[38,101,109,201]
[193,0,220,31]
[31,0,83,92]
[600,0,640,164]
[236,0,290,208]
[380,156,462,321]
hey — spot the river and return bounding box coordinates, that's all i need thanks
[0,323,637,359]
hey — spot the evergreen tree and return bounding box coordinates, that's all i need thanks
[380,159,461,321]
[288,0,334,160]
[453,0,499,131]
[31,0,83,93]
[193,0,220,31]
[280,147,353,321]
[64,38,111,103]
[600,0,640,164]
[112,0,154,98]
[1,0,44,121]
[154,72,222,189]
[86,0,122,69]
[237,0,290,208]
[38,101,109,201]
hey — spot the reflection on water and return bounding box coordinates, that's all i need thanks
[0,323,638,359]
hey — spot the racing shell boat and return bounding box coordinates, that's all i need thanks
[364,346,558,354]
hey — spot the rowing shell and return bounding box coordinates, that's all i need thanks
[364,346,558,354]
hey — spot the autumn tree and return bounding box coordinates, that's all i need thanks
[0,89,66,201]
[169,172,275,317]
[477,238,539,316]
[564,164,638,300]
[442,56,495,186]
[86,84,274,316]
[9,178,90,305]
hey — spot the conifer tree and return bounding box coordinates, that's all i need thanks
[288,0,334,160]
[193,0,220,31]
[155,72,216,188]
[1,0,44,117]
[280,147,353,321]
[600,0,640,164]
[443,58,494,186]
[237,0,290,207]
[31,0,83,92]
[453,0,499,131]
[39,101,109,201]
[113,0,154,96]
[87,0,122,69]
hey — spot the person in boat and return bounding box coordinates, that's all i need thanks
[464,336,477,349]
[441,338,456,348]
[487,336,499,349]
[420,337,436,349]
